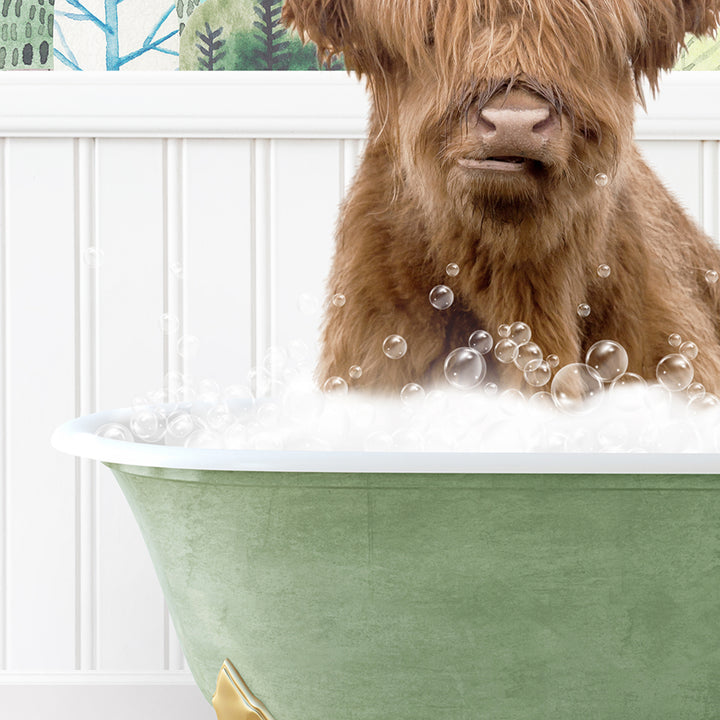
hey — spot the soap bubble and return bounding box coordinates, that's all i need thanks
[610,372,647,399]
[383,334,407,359]
[688,393,720,414]
[96,422,133,441]
[524,359,552,387]
[679,341,698,360]
[263,346,289,375]
[446,263,460,277]
[297,292,320,316]
[444,347,486,389]
[349,365,363,379]
[166,411,195,439]
[528,391,554,411]
[159,313,180,335]
[224,423,249,449]
[498,324,511,338]
[247,367,272,397]
[494,338,519,364]
[484,382,498,396]
[514,342,542,371]
[185,429,223,449]
[577,303,591,318]
[177,334,200,358]
[469,329,493,355]
[668,333,682,348]
[595,173,609,187]
[546,354,560,368]
[585,340,628,382]
[257,402,281,428]
[509,321,532,346]
[331,293,346,307]
[400,382,425,406]
[429,285,454,310]
[705,270,719,285]
[687,382,705,400]
[551,363,604,414]
[644,383,672,411]
[392,429,425,452]
[130,409,164,441]
[206,403,235,432]
[656,353,694,392]
[83,247,104,269]
[597,264,611,278]
[169,262,184,279]
[288,339,310,364]
[323,376,349,395]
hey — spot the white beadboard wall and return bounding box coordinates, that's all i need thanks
[0,71,718,720]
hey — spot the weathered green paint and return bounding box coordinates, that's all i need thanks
[108,462,720,719]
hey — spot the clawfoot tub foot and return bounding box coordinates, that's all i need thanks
[212,659,276,720]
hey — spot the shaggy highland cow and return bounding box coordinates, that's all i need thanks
[283,0,720,395]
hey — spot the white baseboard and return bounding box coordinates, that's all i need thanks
[0,675,216,720]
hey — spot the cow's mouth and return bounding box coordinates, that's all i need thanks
[458,156,530,172]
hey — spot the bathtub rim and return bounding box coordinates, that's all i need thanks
[51,407,720,474]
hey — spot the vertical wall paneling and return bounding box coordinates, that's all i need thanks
[162,138,186,672]
[273,140,343,372]
[252,139,274,388]
[183,139,254,391]
[0,139,6,673]
[75,137,97,671]
[5,139,77,671]
[702,141,720,243]
[94,139,166,671]
[636,140,703,222]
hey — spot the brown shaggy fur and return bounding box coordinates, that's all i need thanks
[283,0,720,395]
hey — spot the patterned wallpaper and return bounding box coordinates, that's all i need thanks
[0,0,718,71]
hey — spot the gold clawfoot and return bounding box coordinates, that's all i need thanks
[212,659,276,720]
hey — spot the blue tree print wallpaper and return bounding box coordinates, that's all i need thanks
[0,0,717,71]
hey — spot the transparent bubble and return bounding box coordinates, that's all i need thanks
[498,324,511,338]
[597,264,611,278]
[546,354,560,369]
[508,321,532,346]
[524,359,552,387]
[130,409,165,441]
[297,292,320,316]
[177,334,200,358]
[444,347,486,389]
[392,429,425,452]
[499,389,526,414]
[468,329,493,355]
[585,340,629,382]
[166,411,195,440]
[169,262,185,279]
[528,391,555,411]
[446,263,460,277]
[224,423,249,449]
[83,247,104,269]
[494,338,519,364]
[644,383,672,412]
[514,342,542,371]
[705,270,719,285]
[668,333,682,348]
[656,353,694,392]
[96,422,132,441]
[687,382,705,400]
[323,376,349,395]
[257,402,281,428]
[400,382,425,406]
[159,313,180,335]
[383,334,407,359]
[185,429,223,449]
[610,372,647,394]
[595,172,609,187]
[484,382,498,396]
[198,378,221,398]
[679,341,698,360]
[429,285,454,310]
[551,363,604,415]
[224,384,255,418]
[688,393,720,414]
[247,367,272,397]
[206,403,235,432]
[332,293,346,307]
[577,303,591,318]
[288,338,310,364]
[349,365,363,379]
[263,346,289,374]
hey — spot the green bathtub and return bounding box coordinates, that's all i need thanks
[53,409,720,720]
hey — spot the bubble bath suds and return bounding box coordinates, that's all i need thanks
[98,325,720,454]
